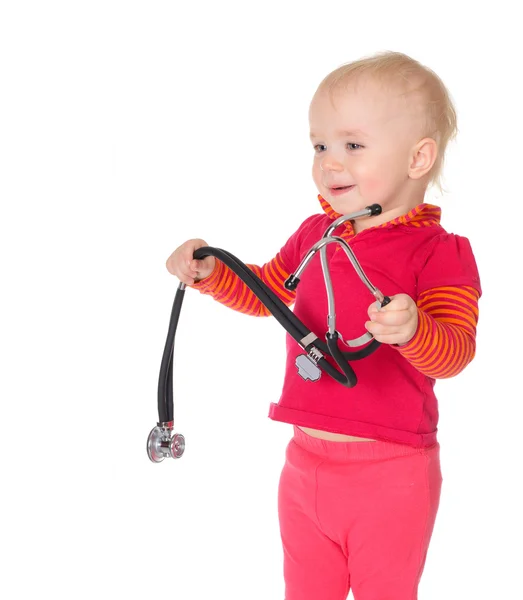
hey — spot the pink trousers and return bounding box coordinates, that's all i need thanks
[278,426,442,600]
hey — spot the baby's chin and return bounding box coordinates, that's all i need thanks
[326,193,366,216]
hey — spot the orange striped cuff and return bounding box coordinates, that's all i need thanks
[396,286,479,378]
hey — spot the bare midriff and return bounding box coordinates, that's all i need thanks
[298,426,377,442]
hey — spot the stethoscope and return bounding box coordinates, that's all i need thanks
[147,203,390,463]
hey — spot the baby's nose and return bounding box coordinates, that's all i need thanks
[320,156,344,172]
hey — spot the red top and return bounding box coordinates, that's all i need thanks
[192,198,482,448]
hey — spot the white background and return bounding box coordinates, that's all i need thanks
[1,1,521,598]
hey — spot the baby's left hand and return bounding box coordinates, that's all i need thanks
[365,294,418,346]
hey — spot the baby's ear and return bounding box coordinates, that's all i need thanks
[408,138,438,180]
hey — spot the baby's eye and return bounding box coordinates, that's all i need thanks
[314,144,327,153]
[347,143,363,150]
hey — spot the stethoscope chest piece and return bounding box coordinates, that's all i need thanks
[147,422,186,462]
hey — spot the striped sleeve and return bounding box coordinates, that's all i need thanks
[188,251,296,316]
[395,286,479,378]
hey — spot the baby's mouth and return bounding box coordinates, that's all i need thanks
[329,185,355,196]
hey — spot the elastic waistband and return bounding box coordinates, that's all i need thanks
[292,426,437,461]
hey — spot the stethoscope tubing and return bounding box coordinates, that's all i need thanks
[157,245,383,422]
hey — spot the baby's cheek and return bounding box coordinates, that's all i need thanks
[360,177,385,197]
[312,164,323,189]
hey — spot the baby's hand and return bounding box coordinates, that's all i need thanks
[364,294,418,346]
[166,239,216,285]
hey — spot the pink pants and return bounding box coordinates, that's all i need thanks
[278,426,442,600]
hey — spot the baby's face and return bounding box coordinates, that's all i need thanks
[309,77,424,217]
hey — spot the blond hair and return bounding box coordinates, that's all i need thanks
[318,51,458,194]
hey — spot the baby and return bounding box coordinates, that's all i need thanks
[166,51,481,600]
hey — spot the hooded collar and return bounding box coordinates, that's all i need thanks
[318,195,442,238]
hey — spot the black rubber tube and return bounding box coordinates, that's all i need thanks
[326,331,358,387]
[158,247,385,423]
[157,287,185,423]
[202,248,309,341]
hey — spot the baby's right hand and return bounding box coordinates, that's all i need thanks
[165,239,216,285]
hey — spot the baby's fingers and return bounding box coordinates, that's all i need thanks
[188,258,204,273]
[369,309,410,326]
[165,251,195,284]
[175,263,197,285]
